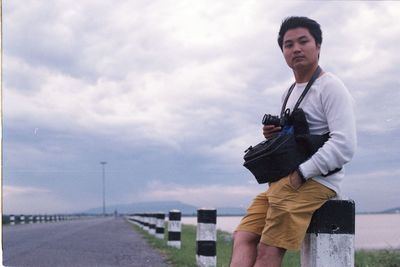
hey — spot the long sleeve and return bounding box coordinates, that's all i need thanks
[299,75,357,179]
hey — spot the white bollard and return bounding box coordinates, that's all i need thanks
[301,199,355,267]
[144,213,150,232]
[149,213,156,235]
[155,213,166,239]
[20,215,25,225]
[10,215,15,225]
[168,210,181,248]
[196,208,217,267]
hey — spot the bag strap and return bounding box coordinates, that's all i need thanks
[280,66,322,117]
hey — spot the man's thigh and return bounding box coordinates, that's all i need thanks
[235,191,269,235]
[261,177,336,250]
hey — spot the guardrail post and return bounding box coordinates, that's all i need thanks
[196,208,217,267]
[150,213,156,235]
[301,199,355,267]
[144,213,150,232]
[20,215,25,225]
[168,210,181,248]
[156,213,166,239]
[3,215,10,225]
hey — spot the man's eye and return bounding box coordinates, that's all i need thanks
[284,44,293,48]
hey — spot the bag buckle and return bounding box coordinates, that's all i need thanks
[244,146,253,153]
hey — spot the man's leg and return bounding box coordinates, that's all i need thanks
[230,231,260,267]
[254,243,286,267]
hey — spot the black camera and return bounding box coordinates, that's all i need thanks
[262,114,280,126]
[262,114,286,127]
[262,109,291,127]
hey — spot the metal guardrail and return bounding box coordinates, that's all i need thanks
[2,214,111,225]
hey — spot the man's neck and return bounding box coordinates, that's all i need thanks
[293,64,319,83]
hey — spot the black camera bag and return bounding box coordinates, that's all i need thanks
[243,133,308,183]
[243,67,332,184]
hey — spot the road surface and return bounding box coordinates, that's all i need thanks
[2,217,168,267]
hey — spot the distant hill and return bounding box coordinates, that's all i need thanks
[83,201,245,215]
[381,207,400,214]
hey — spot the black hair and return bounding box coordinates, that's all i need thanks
[277,16,322,51]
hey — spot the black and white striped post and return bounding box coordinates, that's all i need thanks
[196,208,217,267]
[10,215,15,225]
[301,199,355,267]
[142,214,149,231]
[167,210,181,248]
[150,213,157,236]
[155,213,166,239]
[2,215,10,225]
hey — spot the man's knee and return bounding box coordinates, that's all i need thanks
[232,231,260,247]
[256,242,286,262]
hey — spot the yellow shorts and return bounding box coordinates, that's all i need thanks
[235,176,336,250]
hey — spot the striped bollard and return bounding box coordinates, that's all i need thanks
[29,215,34,224]
[2,215,10,225]
[10,215,15,225]
[144,214,150,232]
[156,213,166,239]
[301,199,355,267]
[20,215,25,225]
[140,214,145,229]
[150,213,156,235]
[168,210,181,248]
[196,208,217,267]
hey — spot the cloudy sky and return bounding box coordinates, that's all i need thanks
[3,1,400,214]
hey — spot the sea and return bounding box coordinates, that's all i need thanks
[182,213,400,250]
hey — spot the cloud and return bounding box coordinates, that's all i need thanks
[135,180,262,208]
[2,185,81,214]
[3,0,400,214]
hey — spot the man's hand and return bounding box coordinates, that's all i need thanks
[288,170,303,190]
[262,125,282,139]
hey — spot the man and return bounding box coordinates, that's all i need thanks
[230,16,356,267]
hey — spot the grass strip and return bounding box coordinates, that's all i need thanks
[129,221,400,267]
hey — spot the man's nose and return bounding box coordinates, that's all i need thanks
[293,43,301,52]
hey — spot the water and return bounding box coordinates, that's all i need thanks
[182,214,400,250]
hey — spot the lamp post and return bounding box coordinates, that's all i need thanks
[100,161,107,216]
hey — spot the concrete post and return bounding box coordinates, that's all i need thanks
[149,213,156,235]
[168,210,181,248]
[144,213,150,232]
[155,213,166,239]
[301,199,355,267]
[196,208,217,267]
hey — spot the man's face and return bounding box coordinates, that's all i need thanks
[282,27,320,71]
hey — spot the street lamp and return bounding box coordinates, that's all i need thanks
[100,161,107,216]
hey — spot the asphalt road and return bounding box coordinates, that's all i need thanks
[2,217,168,267]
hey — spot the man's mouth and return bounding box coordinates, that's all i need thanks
[293,56,304,61]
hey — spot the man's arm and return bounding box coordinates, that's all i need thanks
[298,78,357,179]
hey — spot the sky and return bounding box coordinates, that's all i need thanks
[3,1,400,214]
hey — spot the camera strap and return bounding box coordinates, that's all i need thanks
[280,66,322,118]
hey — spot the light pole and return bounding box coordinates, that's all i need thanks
[100,161,107,216]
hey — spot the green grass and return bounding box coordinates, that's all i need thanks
[355,249,400,267]
[129,221,400,267]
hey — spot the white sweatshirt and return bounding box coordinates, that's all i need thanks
[282,72,357,195]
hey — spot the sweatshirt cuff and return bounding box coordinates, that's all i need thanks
[299,159,320,180]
